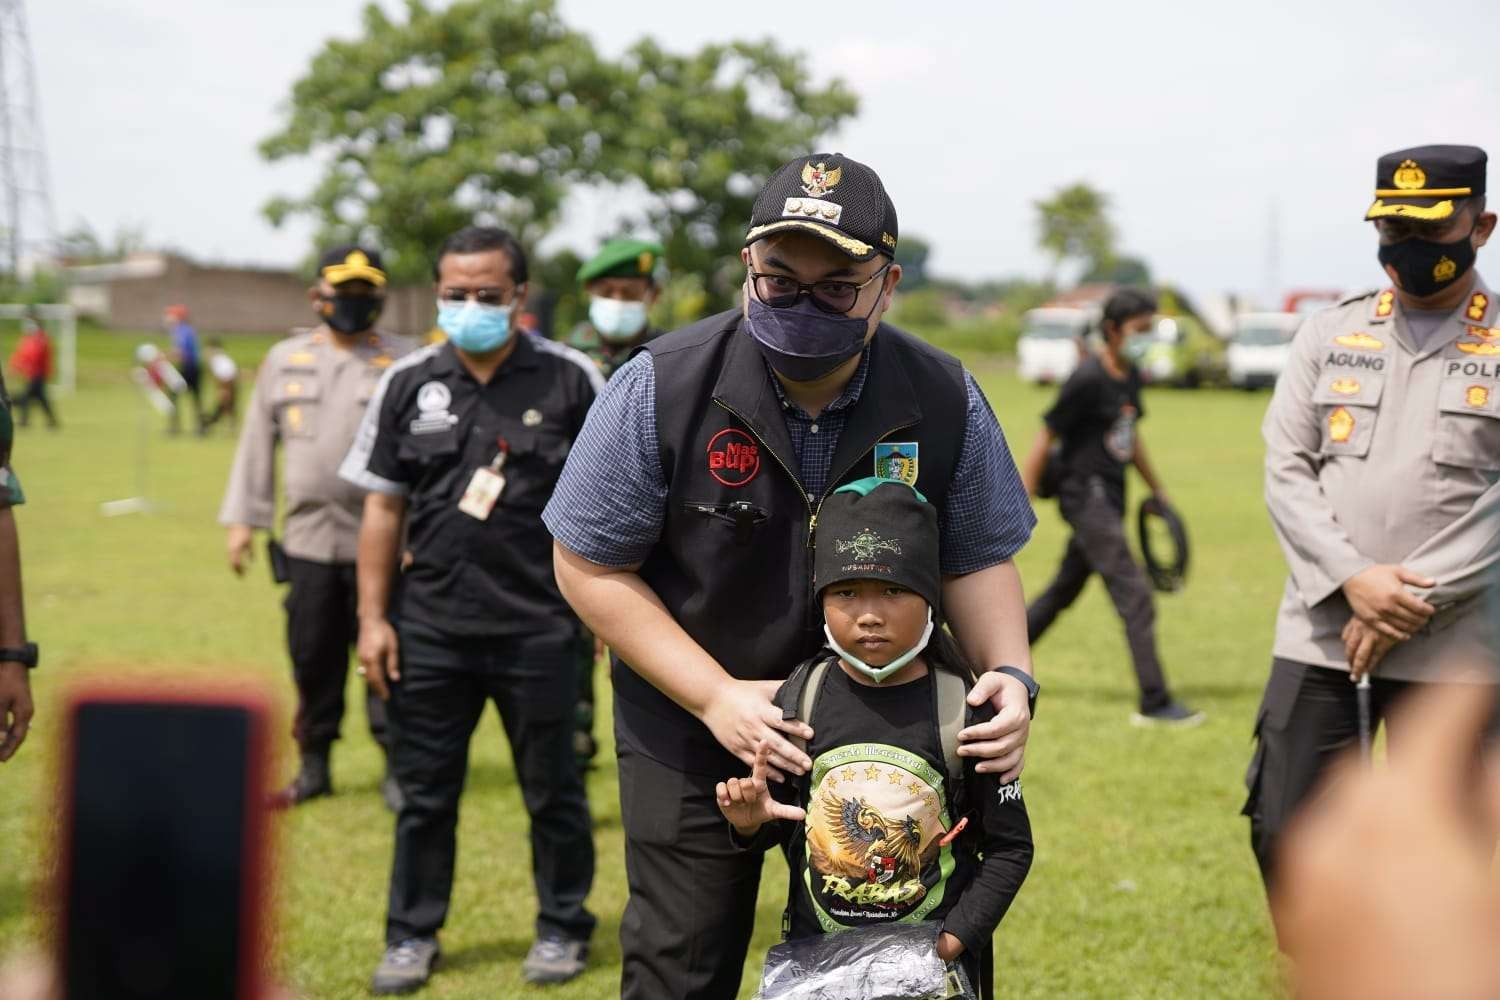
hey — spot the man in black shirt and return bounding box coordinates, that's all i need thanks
[340,226,604,993]
[1021,289,1202,725]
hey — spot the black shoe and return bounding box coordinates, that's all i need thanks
[269,750,332,809]
[1131,701,1206,728]
[371,937,440,995]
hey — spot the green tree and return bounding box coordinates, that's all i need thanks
[1034,182,1116,285]
[893,233,932,290]
[1083,253,1152,286]
[260,0,857,308]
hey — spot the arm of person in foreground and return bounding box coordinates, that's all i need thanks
[1263,315,1432,640]
[947,561,1033,782]
[938,751,1034,962]
[1274,675,1500,1000]
[353,492,404,701]
[553,542,811,776]
[0,507,31,762]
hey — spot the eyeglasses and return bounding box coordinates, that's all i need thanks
[439,287,518,307]
[748,264,891,315]
[1373,212,1474,244]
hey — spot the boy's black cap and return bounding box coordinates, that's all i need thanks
[319,245,387,287]
[744,153,898,262]
[1365,144,1487,223]
[814,477,940,614]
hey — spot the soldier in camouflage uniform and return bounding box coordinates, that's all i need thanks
[564,238,664,767]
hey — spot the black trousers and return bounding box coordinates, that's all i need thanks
[618,744,766,1000]
[1026,478,1170,711]
[17,376,57,428]
[284,556,387,752]
[385,622,595,946]
[1243,659,1500,912]
[574,626,597,763]
[170,365,203,434]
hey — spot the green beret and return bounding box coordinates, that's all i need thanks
[577,238,664,285]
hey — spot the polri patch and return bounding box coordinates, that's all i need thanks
[873,442,919,486]
[706,428,760,487]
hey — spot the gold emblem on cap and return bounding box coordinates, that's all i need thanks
[1466,385,1491,409]
[1328,406,1355,443]
[347,250,370,268]
[1393,159,1427,191]
[1434,256,1458,283]
[800,161,842,197]
[638,252,653,274]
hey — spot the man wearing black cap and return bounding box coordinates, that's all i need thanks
[220,245,412,809]
[1246,144,1500,916]
[545,154,1039,998]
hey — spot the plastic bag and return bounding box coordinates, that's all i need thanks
[754,922,976,1000]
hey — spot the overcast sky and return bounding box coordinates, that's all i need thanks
[29,0,1500,305]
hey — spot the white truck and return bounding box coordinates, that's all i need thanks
[1017,307,1092,384]
[1227,312,1302,389]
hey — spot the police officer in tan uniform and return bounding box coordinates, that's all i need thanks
[220,245,413,809]
[1246,145,1500,914]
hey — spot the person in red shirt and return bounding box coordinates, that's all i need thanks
[9,314,57,430]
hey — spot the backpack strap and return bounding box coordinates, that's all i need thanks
[778,655,834,758]
[933,666,975,830]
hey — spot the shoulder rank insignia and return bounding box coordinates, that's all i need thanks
[287,351,316,366]
[1467,292,1490,323]
[1334,332,1384,351]
[1373,290,1396,320]
[1329,377,1361,396]
[1468,326,1500,342]
[1328,406,1355,444]
[1466,385,1491,409]
[371,354,393,369]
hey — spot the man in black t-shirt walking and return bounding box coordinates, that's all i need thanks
[1020,289,1202,726]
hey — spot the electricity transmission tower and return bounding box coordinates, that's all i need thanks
[0,0,53,277]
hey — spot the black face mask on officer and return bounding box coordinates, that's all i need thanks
[319,293,383,335]
[1377,220,1478,299]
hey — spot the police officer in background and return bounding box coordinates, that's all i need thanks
[220,245,412,809]
[563,237,665,767]
[1246,145,1500,916]
[341,226,603,993]
[545,153,1040,998]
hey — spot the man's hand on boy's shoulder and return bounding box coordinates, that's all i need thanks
[957,670,1031,783]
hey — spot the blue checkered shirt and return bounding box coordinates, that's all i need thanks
[543,350,1035,574]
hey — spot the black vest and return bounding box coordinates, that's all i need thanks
[616,310,968,774]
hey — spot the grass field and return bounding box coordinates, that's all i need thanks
[0,327,1286,998]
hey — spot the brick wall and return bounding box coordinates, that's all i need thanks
[97,256,435,337]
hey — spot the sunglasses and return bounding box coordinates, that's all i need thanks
[748,264,891,315]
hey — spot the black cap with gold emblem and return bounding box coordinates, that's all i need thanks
[745,153,898,262]
[1364,144,1487,223]
[318,245,388,287]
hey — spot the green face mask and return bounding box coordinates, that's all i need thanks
[823,608,935,683]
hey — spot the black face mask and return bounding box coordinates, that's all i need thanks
[320,294,383,334]
[1377,225,1477,299]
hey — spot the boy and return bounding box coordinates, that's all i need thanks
[717,478,1033,996]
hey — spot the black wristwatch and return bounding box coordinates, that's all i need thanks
[990,665,1038,718]
[0,642,38,669]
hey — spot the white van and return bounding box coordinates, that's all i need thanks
[1227,312,1302,388]
[1017,308,1091,384]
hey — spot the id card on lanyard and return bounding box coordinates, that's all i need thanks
[458,437,508,520]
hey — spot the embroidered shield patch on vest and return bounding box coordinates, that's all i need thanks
[873,442,919,486]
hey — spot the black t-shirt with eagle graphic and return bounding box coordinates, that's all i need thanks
[1044,355,1144,509]
[756,663,1033,959]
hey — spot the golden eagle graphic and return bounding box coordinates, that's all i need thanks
[821,794,924,885]
[801,161,842,197]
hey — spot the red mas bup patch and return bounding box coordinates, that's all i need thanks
[706,428,760,487]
